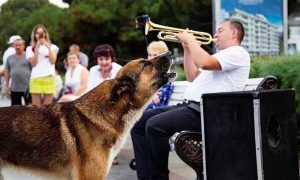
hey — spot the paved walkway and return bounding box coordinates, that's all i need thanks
[0,98,195,180]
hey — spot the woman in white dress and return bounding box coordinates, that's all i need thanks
[58,51,89,102]
[26,24,59,107]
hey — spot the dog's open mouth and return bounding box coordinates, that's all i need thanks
[166,72,177,82]
[158,70,176,87]
[154,51,177,85]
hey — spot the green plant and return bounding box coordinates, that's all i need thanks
[250,55,300,112]
[171,66,186,81]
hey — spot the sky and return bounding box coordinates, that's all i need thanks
[221,0,283,26]
[0,0,69,8]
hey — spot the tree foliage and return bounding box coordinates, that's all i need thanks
[0,0,211,68]
[288,0,300,15]
[250,55,300,113]
[0,0,48,49]
[1,0,299,67]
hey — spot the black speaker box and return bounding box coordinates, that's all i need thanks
[201,89,298,180]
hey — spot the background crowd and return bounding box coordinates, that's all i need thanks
[0,24,125,107]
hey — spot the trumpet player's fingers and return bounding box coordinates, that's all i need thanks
[175,34,188,47]
[176,31,196,45]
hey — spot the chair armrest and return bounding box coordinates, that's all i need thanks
[256,75,278,90]
[174,131,203,176]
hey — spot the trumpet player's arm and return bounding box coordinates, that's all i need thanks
[182,45,200,82]
[176,32,221,81]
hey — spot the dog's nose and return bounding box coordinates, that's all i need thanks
[158,51,173,63]
[159,51,173,69]
[158,51,172,59]
[152,51,173,68]
[164,51,172,56]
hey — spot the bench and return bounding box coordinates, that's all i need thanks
[171,76,278,180]
[168,81,191,106]
[168,76,278,106]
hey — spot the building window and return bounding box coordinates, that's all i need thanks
[288,44,297,55]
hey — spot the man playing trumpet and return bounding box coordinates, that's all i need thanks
[131,19,250,180]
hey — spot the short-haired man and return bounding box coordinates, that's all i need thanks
[64,44,89,69]
[1,35,22,99]
[131,20,251,180]
[4,39,31,105]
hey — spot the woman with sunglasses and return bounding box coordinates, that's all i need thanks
[26,24,59,107]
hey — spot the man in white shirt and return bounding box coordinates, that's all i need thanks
[4,39,31,105]
[131,19,251,180]
[2,35,22,66]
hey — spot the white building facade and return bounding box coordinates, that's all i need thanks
[287,14,300,55]
[229,9,280,56]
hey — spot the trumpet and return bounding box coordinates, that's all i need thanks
[135,15,216,45]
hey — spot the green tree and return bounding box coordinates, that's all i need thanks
[288,0,300,15]
[0,0,48,54]
[0,0,213,66]
[0,0,70,63]
[65,0,212,63]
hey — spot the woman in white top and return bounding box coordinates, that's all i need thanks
[26,24,59,107]
[87,44,122,91]
[58,52,89,102]
[87,44,122,165]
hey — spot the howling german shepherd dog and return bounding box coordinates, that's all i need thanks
[0,51,176,180]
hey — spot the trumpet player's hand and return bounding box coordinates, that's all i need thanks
[176,31,196,46]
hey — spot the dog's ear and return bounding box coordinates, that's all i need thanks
[110,75,136,103]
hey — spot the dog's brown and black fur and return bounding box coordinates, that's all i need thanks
[0,51,175,180]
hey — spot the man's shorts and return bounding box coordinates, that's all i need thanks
[30,76,55,94]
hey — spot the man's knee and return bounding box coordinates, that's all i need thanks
[145,117,168,137]
[131,122,141,136]
[131,114,148,136]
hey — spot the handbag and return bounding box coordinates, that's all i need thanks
[24,87,32,103]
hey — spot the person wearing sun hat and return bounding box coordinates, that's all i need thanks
[3,35,22,66]
[1,35,22,99]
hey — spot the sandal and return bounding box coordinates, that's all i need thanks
[112,157,119,165]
